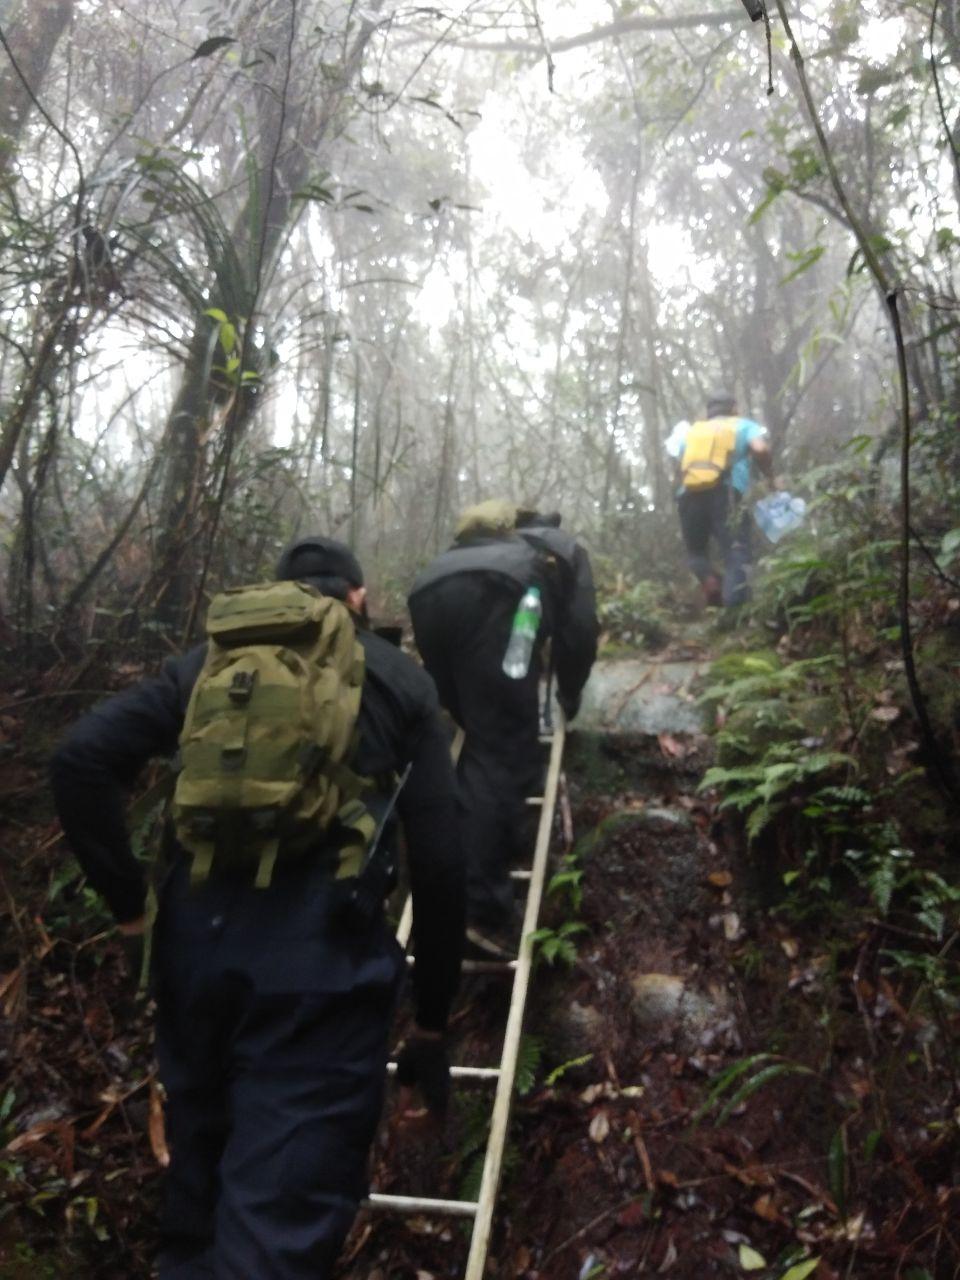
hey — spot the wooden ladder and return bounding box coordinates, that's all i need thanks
[365,721,566,1277]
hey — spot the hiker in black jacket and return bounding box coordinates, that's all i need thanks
[408,501,598,958]
[50,536,464,1280]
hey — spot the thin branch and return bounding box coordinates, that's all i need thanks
[401,9,747,56]
[524,0,555,92]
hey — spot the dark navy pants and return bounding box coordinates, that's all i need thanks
[677,486,753,606]
[152,861,404,1279]
[410,574,544,930]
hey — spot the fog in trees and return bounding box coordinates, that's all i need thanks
[2,0,953,643]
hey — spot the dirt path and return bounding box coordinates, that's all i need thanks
[340,643,915,1280]
[2,644,948,1278]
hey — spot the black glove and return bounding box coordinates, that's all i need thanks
[395,1033,450,1117]
[558,689,581,723]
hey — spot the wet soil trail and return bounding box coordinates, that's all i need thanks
[1,640,952,1278]
[338,646,865,1280]
[337,645,947,1274]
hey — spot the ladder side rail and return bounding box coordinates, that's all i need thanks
[463,721,566,1279]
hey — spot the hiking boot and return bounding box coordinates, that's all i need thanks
[465,921,517,960]
[702,574,723,607]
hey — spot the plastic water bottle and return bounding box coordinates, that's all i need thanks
[754,492,806,544]
[502,587,542,679]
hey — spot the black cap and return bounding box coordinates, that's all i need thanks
[706,390,737,417]
[275,536,364,587]
[516,509,562,529]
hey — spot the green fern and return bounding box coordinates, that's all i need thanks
[515,1035,542,1097]
[691,1053,815,1129]
[530,921,587,967]
[701,750,855,841]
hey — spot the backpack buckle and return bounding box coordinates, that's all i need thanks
[228,670,256,704]
[298,743,328,776]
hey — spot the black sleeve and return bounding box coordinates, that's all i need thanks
[553,542,599,702]
[397,711,464,1032]
[49,653,197,923]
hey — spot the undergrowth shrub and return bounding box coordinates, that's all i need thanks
[700,437,959,1022]
[596,578,670,651]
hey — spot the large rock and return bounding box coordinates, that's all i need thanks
[575,658,708,735]
[628,972,739,1052]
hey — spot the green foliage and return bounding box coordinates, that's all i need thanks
[455,1093,518,1206]
[455,1093,491,1204]
[544,1053,594,1087]
[827,1125,848,1220]
[596,580,670,651]
[780,1262,821,1280]
[701,749,855,841]
[547,852,584,912]
[515,1035,542,1097]
[698,442,959,899]
[690,1053,815,1129]
[530,921,587,968]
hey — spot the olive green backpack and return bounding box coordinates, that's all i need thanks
[172,580,375,888]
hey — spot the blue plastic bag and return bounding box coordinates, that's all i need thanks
[754,492,806,543]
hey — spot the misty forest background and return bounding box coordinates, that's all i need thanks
[3,0,960,1277]
[2,0,956,639]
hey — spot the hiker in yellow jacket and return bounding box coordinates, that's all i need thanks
[667,391,775,607]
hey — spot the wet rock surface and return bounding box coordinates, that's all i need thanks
[576,657,708,735]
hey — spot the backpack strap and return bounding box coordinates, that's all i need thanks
[332,797,379,880]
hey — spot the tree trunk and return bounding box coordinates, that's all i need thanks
[147,0,384,629]
[0,0,74,174]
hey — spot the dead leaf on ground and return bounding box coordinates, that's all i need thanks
[869,705,900,724]
[512,1246,532,1272]
[752,1192,785,1223]
[617,1199,647,1228]
[149,1079,170,1168]
[5,1119,75,1176]
[657,1237,678,1271]
[657,733,687,759]
[0,965,26,1019]
[722,912,742,941]
[33,916,55,960]
[707,870,732,888]
[589,1110,610,1143]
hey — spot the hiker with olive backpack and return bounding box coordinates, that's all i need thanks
[51,536,464,1280]
[667,390,776,608]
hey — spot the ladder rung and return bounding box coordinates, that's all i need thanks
[463,957,517,973]
[405,955,517,973]
[387,1063,500,1081]
[525,796,544,805]
[510,868,531,880]
[539,734,554,743]
[365,1192,478,1217]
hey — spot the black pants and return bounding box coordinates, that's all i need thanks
[677,485,753,606]
[410,575,543,930]
[153,861,403,1279]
